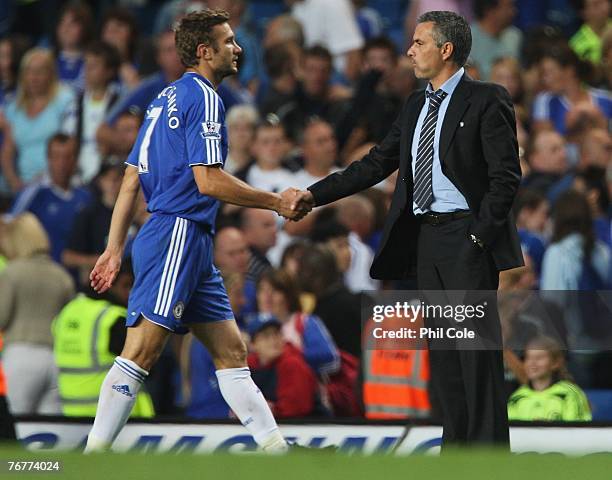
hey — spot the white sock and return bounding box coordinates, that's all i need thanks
[84,357,148,453]
[216,367,287,452]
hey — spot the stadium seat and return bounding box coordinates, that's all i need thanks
[585,390,612,421]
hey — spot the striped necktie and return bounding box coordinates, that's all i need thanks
[413,89,448,211]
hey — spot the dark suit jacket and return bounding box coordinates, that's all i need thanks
[308,74,524,280]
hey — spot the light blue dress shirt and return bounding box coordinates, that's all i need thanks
[411,67,470,215]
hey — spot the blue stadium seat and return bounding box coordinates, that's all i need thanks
[585,390,612,421]
[366,0,409,30]
[246,0,288,40]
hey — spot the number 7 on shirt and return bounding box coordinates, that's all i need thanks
[138,106,163,174]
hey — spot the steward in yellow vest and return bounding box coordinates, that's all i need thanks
[53,262,154,417]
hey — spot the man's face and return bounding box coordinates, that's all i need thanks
[57,11,83,50]
[532,131,567,174]
[207,23,242,80]
[243,210,277,253]
[540,58,565,94]
[407,22,445,80]
[110,271,134,306]
[85,53,112,90]
[251,325,284,365]
[214,228,250,274]
[97,167,123,204]
[115,115,141,156]
[302,122,337,171]
[302,55,332,97]
[583,0,610,25]
[327,235,351,273]
[252,126,286,168]
[493,0,516,29]
[48,140,77,187]
[582,130,612,169]
[363,47,396,79]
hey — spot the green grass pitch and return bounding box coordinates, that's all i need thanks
[1,447,612,480]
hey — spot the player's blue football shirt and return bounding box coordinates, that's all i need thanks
[126,71,228,230]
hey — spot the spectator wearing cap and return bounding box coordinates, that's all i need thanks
[10,134,91,263]
[256,268,340,376]
[247,313,319,418]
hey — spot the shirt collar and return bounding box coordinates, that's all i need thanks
[426,67,465,97]
[184,71,214,89]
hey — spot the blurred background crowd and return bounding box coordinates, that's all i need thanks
[0,0,611,426]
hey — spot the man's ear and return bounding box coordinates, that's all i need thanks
[441,42,454,63]
[196,43,213,62]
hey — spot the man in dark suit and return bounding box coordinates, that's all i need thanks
[292,11,523,448]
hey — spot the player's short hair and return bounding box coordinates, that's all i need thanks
[417,11,472,67]
[174,9,230,67]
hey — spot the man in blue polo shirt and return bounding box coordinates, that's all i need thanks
[11,134,91,263]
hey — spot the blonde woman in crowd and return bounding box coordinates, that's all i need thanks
[0,48,73,193]
[0,213,74,414]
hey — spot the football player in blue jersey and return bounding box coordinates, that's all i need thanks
[85,9,310,453]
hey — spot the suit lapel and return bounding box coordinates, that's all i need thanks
[401,91,425,180]
[439,75,472,164]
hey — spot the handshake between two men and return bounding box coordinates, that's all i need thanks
[277,188,316,221]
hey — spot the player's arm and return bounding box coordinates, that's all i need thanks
[90,166,140,292]
[192,165,304,219]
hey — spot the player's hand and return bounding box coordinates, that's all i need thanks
[90,249,122,293]
[291,189,315,219]
[278,188,313,221]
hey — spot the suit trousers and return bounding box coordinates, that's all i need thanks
[416,214,510,449]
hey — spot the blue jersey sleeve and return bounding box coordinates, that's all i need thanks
[185,79,224,167]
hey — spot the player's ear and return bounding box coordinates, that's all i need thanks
[196,43,212,61]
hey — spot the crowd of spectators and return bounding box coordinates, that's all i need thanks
[0,0,611,424]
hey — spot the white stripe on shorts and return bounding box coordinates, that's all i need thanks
[154,218,187,316]
[160,218,188,317]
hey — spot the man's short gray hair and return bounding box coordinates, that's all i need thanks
[417,11,472,67]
